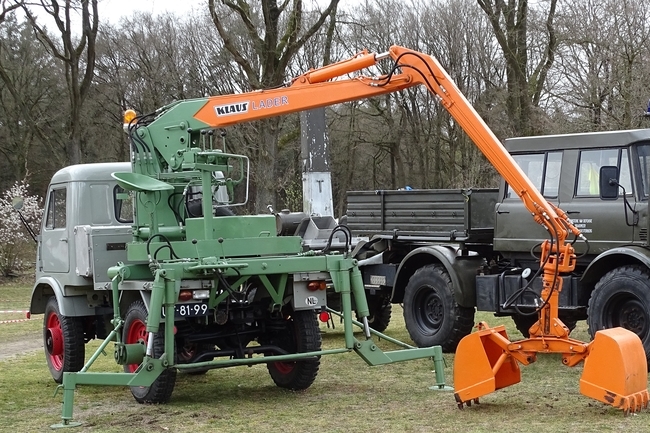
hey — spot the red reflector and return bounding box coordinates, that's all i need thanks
[308,281,327,291]
[178,290,193,301]
[173,326,177,335]
[25,311,31,319]
[319,311,330,322]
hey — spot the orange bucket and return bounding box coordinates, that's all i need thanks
[453,325,521,406]
[580,328,649,414]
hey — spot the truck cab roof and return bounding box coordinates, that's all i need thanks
[505,129,650,153]
[50,162,131,185]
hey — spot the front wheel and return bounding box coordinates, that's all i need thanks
[266,310,321,390]
[43,297,85,383]
[587,265,650,370]
[123,300,177,403]
[403,264,474,352]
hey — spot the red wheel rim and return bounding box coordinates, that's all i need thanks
[45,312,64,370]
[125,318,147,373]
[273,361,295,374]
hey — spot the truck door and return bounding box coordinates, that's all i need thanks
[494,151,563,255]
[561,148,634,253]
[41,187,69,272]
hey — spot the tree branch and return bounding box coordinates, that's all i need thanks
[208,0,260,88]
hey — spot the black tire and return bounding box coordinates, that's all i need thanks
[43,297,85,383]
[266,310,321,390]
[357,296,392,333]
[403,264,475,352]
[587,265,650,370]
[512,313,577,338]
[123,300,177,403]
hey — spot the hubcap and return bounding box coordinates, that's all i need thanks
[606,295,649,340]
[125,319,148,373]
[415,286,443,333]
[45,312,64,370]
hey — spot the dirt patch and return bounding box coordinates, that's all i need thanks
[0,330,42,361]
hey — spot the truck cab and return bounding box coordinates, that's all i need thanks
[479,129,650,354]
[30,162,132,381]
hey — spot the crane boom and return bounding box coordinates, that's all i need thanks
[131,45,648,413]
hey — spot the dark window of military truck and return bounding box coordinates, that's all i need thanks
[637,144,650,197]
[45,188,67,229]
[576,148,631,197]
[506,151,562,199]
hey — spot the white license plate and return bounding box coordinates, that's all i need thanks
[162,302,209,318]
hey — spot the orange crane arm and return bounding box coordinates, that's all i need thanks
[191,45,582,246]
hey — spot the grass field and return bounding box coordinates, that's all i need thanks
[0,282,648,432]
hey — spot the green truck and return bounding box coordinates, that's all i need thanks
[346,128,650,365]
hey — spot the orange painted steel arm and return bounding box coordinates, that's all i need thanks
[191,45,582,246]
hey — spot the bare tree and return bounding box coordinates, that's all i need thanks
[477,0,558,136]
[207,0,340,213]
[553,0,650,130]
[0,0,20,21]
[0,6,68,192]
[21,0,98,165]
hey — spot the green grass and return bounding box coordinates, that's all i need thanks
[0,283,648,432]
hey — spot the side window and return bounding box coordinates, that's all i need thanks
[638,144,650,197]
[114,186,134,223]
[45,188,67,229]
[507,151,562,199]
[576,148,631,197]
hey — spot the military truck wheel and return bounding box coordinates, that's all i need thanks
[266,310,321,390]
[587,265,650,370]
[512,313,577,338]
[123,300,177,403]
[43,297,85,383]
[356,296,392,333]
[403,264,474,352]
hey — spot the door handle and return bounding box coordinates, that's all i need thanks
[565,210,580,215]
[61,238,68,243]
[496,210,510,214]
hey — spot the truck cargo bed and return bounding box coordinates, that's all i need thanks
[346,188,498,243]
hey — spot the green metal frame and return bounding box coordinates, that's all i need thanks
[51,102,448,428]
[53,254,446,428]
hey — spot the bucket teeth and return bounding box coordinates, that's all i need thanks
[620,391,649,415]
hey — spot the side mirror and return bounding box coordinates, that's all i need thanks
[599,166,619,200]
[11,197,24,211]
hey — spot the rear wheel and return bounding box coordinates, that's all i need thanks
[357,296,392,333]
[403,264,474,352]
[176,341,214,375]
[123,300,177,403]
[266,310,321,390]
[43,297,85,383]
[587,265,650,370]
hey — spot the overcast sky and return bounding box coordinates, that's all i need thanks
[99,0,207,22]
[97,0,335,23]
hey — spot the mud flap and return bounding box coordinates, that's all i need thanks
[453,325,521,405]
[580,328,649,413]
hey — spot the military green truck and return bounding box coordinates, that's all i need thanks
[346,128,650,364]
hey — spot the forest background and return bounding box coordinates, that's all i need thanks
[1,0,650,218]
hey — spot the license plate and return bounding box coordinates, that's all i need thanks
[162,302,209,318]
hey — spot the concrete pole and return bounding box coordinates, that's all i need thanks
[300,108,334,216]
